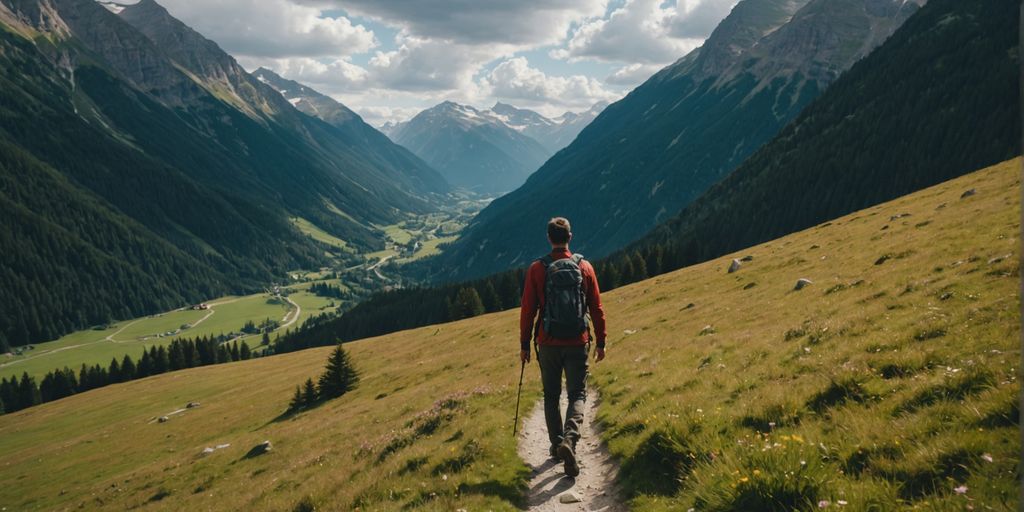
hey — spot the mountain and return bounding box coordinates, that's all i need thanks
[0,0,449,347]
[609,0,1019,279]
[2,157,1017,510]
[252,67,361,128]
[385,101,552,195]
[491,101,609,153]
[430,0,925,281]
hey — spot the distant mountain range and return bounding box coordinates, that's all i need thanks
[430,0,926,281]
[0,0,449,346]
[382,101,607,195]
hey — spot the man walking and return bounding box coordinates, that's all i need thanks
[520,217,607,477]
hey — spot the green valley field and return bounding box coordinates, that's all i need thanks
[0,158,1018,511]
[0,284,341,382]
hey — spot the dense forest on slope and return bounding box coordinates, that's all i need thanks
[610,0,1020,274]
[276,0,1019,352]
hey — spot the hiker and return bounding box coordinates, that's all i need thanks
[519,217,607,477]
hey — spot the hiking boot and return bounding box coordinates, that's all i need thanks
[549,445,562,460]
[557,441,580,477]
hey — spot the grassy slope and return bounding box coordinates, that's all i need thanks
[0,159,1018,511]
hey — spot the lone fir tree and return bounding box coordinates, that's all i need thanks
[317,344,358,399]
[301,378,318,407]
[288,385,304,412]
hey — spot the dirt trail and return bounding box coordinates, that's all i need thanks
[519,389,625,512]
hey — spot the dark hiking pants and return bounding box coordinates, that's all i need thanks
[537,344,589,449]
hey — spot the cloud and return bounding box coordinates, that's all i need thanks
[553,0,733,64]
[298,0,607,46]
[153,0,376,59]
[482,57,619,111]
[367,35,508,92]
[605,63,662,86]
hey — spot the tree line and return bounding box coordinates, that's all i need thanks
[0,337,253,415]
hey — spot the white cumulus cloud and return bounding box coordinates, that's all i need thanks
[482,57,619,111]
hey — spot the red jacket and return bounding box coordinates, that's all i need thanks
[520,248,607,350]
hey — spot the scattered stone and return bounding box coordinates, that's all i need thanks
[201,447,215,456]
[158,416,169,423]
[623,329,638,335]
[215,443,231,450]
[699,325,716,336]
[684,303,696,310]
[559,492,583,504]
[809,245,820,250]
[743,282,757,290]
[988,254,1011,264]
[728,259,742,273]
[890,213,911,221]
[186,402,201,409]
[936,202,947,210]
[794,278,813,291]
[960,189,977,199]
[880,225,889,230]
[244,440,273,459]
[740,255,755,262]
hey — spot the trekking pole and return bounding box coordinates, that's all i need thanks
[513,359,526,436]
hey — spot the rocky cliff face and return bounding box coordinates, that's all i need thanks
[252,67,360,128]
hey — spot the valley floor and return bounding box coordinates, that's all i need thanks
[0,158,1018,511]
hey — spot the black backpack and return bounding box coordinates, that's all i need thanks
[538,254,589,339]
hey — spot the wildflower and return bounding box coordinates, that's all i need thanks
[818,500,830,508]
[441,474,448,481]
[954,485,968,495]
[739,476,749,483]
[753,469,762,476]
[982,453,993,463]
[791,435,805,443]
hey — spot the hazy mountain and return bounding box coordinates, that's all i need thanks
[429,0,925,281]
[491,101,609,153]
[0,0,449,346]
[386,101,552,195]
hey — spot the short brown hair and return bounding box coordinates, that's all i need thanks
[547,217,571,244]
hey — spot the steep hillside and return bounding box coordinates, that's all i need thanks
[0,158,1017,511]
[611,0,1019,283]
[0,0,449,346]
[386,101,552,195]
[430,0,924,281]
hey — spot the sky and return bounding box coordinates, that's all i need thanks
[124,0,738,126]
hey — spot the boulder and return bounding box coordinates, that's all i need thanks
[559,492,583,504]
[158,416,169,423]
[794,278,813,291]
[728,259,742,273]
[186,402,201,409]
[699,325,716,336]
[244,440,273,459]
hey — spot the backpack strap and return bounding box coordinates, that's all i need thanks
[537,255,555,267]
[571,254,585,265]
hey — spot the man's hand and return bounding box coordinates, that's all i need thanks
[520,350,531,364]
[595,347,606,362]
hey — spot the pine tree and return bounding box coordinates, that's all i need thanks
[478,281,502,312]
[137,350,152,378]
[217,344,231,364]
[288,385,304,412]
[451,287,485,320]
[301,378,318,406]
[317,344,359,399]
[154,346,170,374]
[108,357,121,383]
[230,341,241,361]
[17,373,40,410]
[240,341,252,360]
[121,354,137,382]
[168,341,186,370]
[261,331,271,346]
